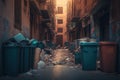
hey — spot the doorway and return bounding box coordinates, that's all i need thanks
[56,35,63,46]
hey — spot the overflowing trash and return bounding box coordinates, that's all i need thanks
[30,39,39,47]
[13,33,26,43]
[2,33,91,76]
[52,49,75,66]
[34,48,41,69]
[74,48,81,64]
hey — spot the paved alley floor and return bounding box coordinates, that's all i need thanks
[0,49,120,80]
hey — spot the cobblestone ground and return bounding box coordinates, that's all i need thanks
[0,49,120,80]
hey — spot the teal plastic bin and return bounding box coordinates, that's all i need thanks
[2,46,20,76]
[19,40,31,73]
[20,46,30,73]
[80,42,98,70]
[29,46,35,69]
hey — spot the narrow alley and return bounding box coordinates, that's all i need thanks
[0,0,120,80]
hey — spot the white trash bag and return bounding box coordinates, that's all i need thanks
[37,60,46,69]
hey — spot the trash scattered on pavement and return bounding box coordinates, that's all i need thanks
[37,61,46,69]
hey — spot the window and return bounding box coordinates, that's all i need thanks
[57,19,63,24]
[14,0,22,30]
[57,28,63,33]
[57,7,63,14]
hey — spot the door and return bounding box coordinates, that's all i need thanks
[56,35,63,46]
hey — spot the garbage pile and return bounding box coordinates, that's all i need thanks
[64,53,75,66]
[39,49,54,66]
[52,49,75,66]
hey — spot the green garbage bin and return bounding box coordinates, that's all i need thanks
[2,45,20,76]
[80,42,98,70]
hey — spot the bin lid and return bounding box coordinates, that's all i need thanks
[13,33,26,43]
[2,41,19,47]
[80,42,98,46]
[99,42,117,45]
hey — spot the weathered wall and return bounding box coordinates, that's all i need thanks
[111,0,120,22]
[0,0,30,39]
[110,0,120,65]
[67,0,73,20]
[110,0,120,40]
[21,0,30,37]
[72,0,120,43]
[67,0,99,41]
[67,0,73,41]
[73,0,98,18]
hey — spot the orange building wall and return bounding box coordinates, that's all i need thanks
[55,0,68,45]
